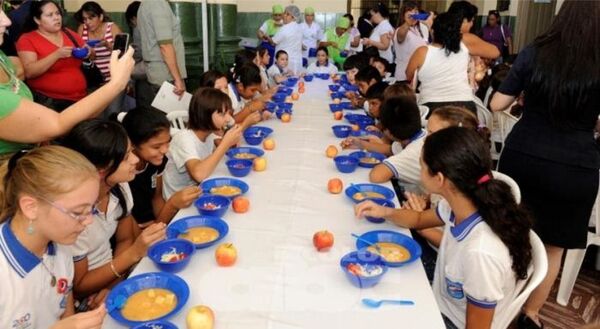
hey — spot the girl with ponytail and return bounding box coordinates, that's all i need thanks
[355,127,532,329]
[227,63,269,125]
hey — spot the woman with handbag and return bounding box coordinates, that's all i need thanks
[75,1,126,118]
[0,1,135,162]
[16,0,87,112]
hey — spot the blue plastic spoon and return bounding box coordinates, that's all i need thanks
[362,298,415,308]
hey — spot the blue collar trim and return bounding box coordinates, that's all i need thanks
[408,129,426,144]
[229,82,241,102]
[449,211,483,241]
[0,220,56,278]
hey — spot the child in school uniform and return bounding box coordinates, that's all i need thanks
[267,50,294,86]
[352,66,383,110]
[355,127,532,329]
[162,88,243,199]
[0,146,106,328]
[122,108,202,228]
[371,56,396,84]
[61,120,166,307]
[368,96,426,193]
[306,47,338,75]
[227,64,268,125]
[256,45,271,91]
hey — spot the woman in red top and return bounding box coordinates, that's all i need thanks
[16,0,87,112]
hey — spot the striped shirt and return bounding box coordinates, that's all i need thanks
[82,22,114,81]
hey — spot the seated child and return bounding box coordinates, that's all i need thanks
[353,66,383,109]
[307,47,338,75]
[371,56,395,84]
[227,63,267,124]
[355,127,532,329]
[199,70,229,94]
[162,88,243,199]
[267,50,294,86]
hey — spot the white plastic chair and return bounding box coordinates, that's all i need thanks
[491,109,519,159]
[116,112,127,123]
[474,96,493,129]
[556,180,600,306]
[495,231,548,329]
[418,105,429,128]
[166,110,188,136]
[492,170,521,204]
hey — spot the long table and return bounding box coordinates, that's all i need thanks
[104,78,445,329]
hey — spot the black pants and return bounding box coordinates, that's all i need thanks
[32,91,75,113]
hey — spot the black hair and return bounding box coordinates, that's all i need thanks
[423,127,532,280]
[24,1,62,33]
[342,54,369,71]
[74,1,109,24]
[398,0,419,26]
[488,9,501,21]
[370,2,390,18]
[199,69,228,88]
[343,13,354,22]
[365,81,388,101]
[355,66,383,84]
[122,107,170,147]
[361,46,380,60]
[379,96,421,140]
[188,87,232,131]
[371,56,390,74]
[529,0,600,128]
[61,119,130,221]
[432,12,462,55]
[275,50,288,59]
[448,0,478,23]
[125,1,141,27]
[316,46,329,56]
[256,45,269,58]
[232,63,262,88]
[228,48,257,81]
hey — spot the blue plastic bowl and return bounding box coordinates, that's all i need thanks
[86,39,101,47]
[276,108,292,119]
[147,239,195,273]
[340,74,349,83]
[345,113,371,124]
[272,92,287,103]
[265,102,277,113]
[340,50,349,58]
[194,194,231,216]
[243,132,264,146]
[345,183,395,203]
[132,321,178,329]
[349,151,386,168]
[364,199,395,223]
[277,102,293,111]
[245,126,273,137]
[333,155,359,174]
[340,101,354,110]
[200,177,249,199]
[355,118,375,129]
[72,47,89,59]
[350,129,368,138]
[332,125,352,138]
[225,159,253,178]
[226,147,264,160]
[304,74,314,82]
[278,86,293,95]
[330,92,345,100]
[355,230,423,267]
[329,103,344,112]
[340,250,388,288]
[105,272,190,326]
[328,84,341,92]
[343,83,359,92]
[167,215,229,249]
[283,79,297,87]
[315,73,330,80]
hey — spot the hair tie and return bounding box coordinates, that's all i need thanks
[477,173,492,185]
[7,150,28,176]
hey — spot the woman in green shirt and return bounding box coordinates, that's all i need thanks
[0,4,134,160]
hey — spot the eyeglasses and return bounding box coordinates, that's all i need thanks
[37,195,99,222]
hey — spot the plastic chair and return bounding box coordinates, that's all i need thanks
[166,110,188,135]
[492,109,519,158]
[492,170,521,204]
[418,105,429,128]
[556,180,600,306]
[495,231,548,329]
[116,112,127,123]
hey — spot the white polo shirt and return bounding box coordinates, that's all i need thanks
[0,221,74,328]
[381,129,426,193]
[71,183,133,270]
[162,129,216,199]
[433,199,521,329]
[266,64,292,87]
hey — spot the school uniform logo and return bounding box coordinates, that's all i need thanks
[151,173,158,189]
[11,313,31,329]
[445,277,464,299]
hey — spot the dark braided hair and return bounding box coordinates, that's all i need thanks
[423,127,532,280]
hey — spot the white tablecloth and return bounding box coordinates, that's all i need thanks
[104,79,445,329]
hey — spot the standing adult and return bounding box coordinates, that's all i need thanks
[16,0,87,112]
[0,0,31,56]
[300,7,322,64]
[479,10,513,64]
[490,2,600,328]
[319,17,350,68]
[272,5,303,75]
[393,1,428,81]
[363,3,394,63]
[138,0,187,106]
[344,13,362,54]
[256,4,283,68]
[356,10,373,42]
[75,1,125,117]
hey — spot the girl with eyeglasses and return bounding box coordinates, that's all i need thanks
[60,119,166,311]
[0,146,107,328]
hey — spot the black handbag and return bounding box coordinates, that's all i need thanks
[62,28,105,90]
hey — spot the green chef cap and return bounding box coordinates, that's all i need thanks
[336,17,350,29]
[305,7,315,15]
[272,5,284,14]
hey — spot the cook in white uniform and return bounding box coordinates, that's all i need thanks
[300,7,323,60]
[272,5,304,75]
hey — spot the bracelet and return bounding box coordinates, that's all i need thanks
[110,261,122,278]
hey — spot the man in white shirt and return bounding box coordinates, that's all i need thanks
[272,5,303,75]
[300,7,323,63]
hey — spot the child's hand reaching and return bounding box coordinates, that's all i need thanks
[340,137,363,150]
[170,186,203,210]
[402,192,429,211]
[242,111,262,128]
[222,124,243,147]
[365,125,380,133]
[354,200,390,219]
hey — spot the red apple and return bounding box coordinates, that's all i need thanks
[215,243,237,266]
[313,230,334,252]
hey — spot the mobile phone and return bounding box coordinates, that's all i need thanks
[113,33,130,58]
